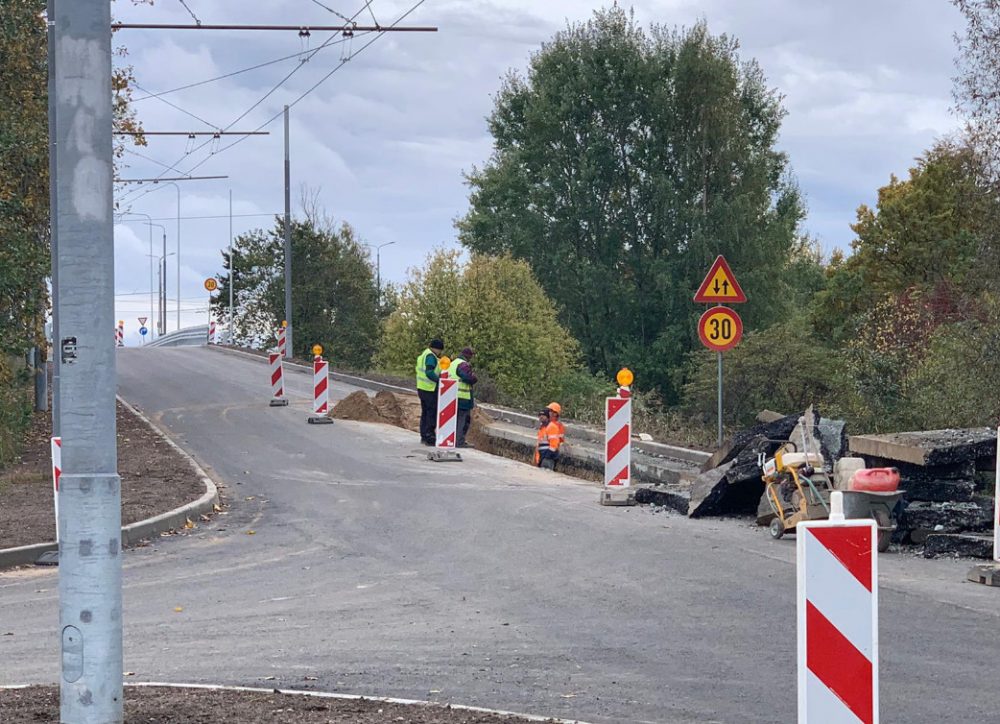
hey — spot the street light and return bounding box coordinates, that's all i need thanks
[144,179,181,330]
[114,211,155,339]
[146,251,174,336]
[364,241,395,306]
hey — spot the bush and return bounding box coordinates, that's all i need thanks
[0,356,31,468]
[681,319,847,429]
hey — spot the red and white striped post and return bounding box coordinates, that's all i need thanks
[307,353,333,424]
[435,370,459,449]
[277,326,288,358]
[208,319,216,344]
[115,322,124,348]
[268,352,288,407]
[798,492,879,724]
[604,387,631,487]
[51,437,62,543]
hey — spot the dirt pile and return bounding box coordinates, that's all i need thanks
[333,391,489,441]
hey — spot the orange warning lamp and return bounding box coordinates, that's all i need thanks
[616,368,634,387]
[118,320,124,326]
[312,344,323,357]
[281,320,288,328]
[439,355,452,370]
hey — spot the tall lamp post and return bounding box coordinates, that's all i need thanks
[114,211,155,339]
[153,181,181,331]
[145,223,168,335]
[364,241,395,306]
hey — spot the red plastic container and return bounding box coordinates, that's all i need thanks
[849,467,901,492]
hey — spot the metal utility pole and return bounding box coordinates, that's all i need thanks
[52,1,122,721]
[229,189,235,344]
[47,0,59,434]
[717,352,724,448]
[283,105,293,358]
[364,241,395,307]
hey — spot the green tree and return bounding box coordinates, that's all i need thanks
[813,141,992,341]
[681,319,846,429]
[376,251,580,401]
[457,7,804,401]
[212,217,381,369]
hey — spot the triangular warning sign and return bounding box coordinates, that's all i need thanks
[693,255,747,303]
[138,317,148,326]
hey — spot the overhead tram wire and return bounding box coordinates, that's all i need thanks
[117,1,378,206]
[133,81,222,129]
[130,36,359,103]
[167,0,430,180]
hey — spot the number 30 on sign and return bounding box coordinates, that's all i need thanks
[698,306,743,352]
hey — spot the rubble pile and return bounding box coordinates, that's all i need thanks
[675,407,998,559]
[690,406,845,519]
[849,428,997,557]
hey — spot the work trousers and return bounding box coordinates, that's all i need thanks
[457,407,471,446]
[418,388,437,444]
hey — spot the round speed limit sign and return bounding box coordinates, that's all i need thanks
[204,278,218,292]
[698,305,743,352]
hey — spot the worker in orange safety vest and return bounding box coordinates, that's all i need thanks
[546,402,565,446]
[534,408,562,470]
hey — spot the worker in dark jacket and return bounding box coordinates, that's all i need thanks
[448,347,478,448]
[415,339,445,446]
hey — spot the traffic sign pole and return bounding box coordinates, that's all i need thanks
[694,255,746,449]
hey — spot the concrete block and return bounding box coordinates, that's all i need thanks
[923,532,993,559]
[850,428,996,467]
[967,564,1000,586]
[599,488,636,506]
[634,485,690,515]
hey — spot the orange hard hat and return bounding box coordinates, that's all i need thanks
[546,402,561,414]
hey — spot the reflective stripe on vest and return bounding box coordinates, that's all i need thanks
[448,357,472,400]
[537,426,550,450]
[415,349,440,392]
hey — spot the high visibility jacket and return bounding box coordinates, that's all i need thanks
[553,420,566,444]
[534,422,562,465]
[448,357,472,401]
[415,348,440,392]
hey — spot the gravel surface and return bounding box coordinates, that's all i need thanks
[0,686,557,723]
[0,401,208,549]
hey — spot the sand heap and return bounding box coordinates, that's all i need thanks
[332,390,491,440]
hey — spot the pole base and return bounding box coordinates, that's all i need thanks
[599,487,636,506]
[35,549,59,566]
[427,449,462,462]
[269,398,289,407]
[307,416,334,425]
[967,564,1000,586]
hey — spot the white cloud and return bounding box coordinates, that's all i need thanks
[109,0,965,323]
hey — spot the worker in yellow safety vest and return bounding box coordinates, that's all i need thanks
[448,347,478,448]
[415,339,445,446]
[534,408,562,470]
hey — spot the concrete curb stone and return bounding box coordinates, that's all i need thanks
[0,396,220,571]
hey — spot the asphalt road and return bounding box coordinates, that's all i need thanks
[2,346,999,723]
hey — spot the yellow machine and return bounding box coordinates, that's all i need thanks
[759,443,832,540]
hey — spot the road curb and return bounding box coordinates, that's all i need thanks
[0,398,220,571]
[0,683,592,723]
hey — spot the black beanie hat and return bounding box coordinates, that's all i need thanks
[430,339,444,351]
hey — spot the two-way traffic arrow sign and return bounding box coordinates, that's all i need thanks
[693,255,747,304]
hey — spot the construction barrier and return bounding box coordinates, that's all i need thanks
[268,352,288,407]
[307,356,332,424]
[115,324,123,348]
[277,327,288,358]
[798,492,878,724]
[208,319,216,344]
[435,372,458,448]
[604,388,631,486]
[51,437,61,544]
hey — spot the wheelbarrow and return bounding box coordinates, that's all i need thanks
[840,489,904,553]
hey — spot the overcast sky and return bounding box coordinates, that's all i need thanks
[110,0,964,343]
